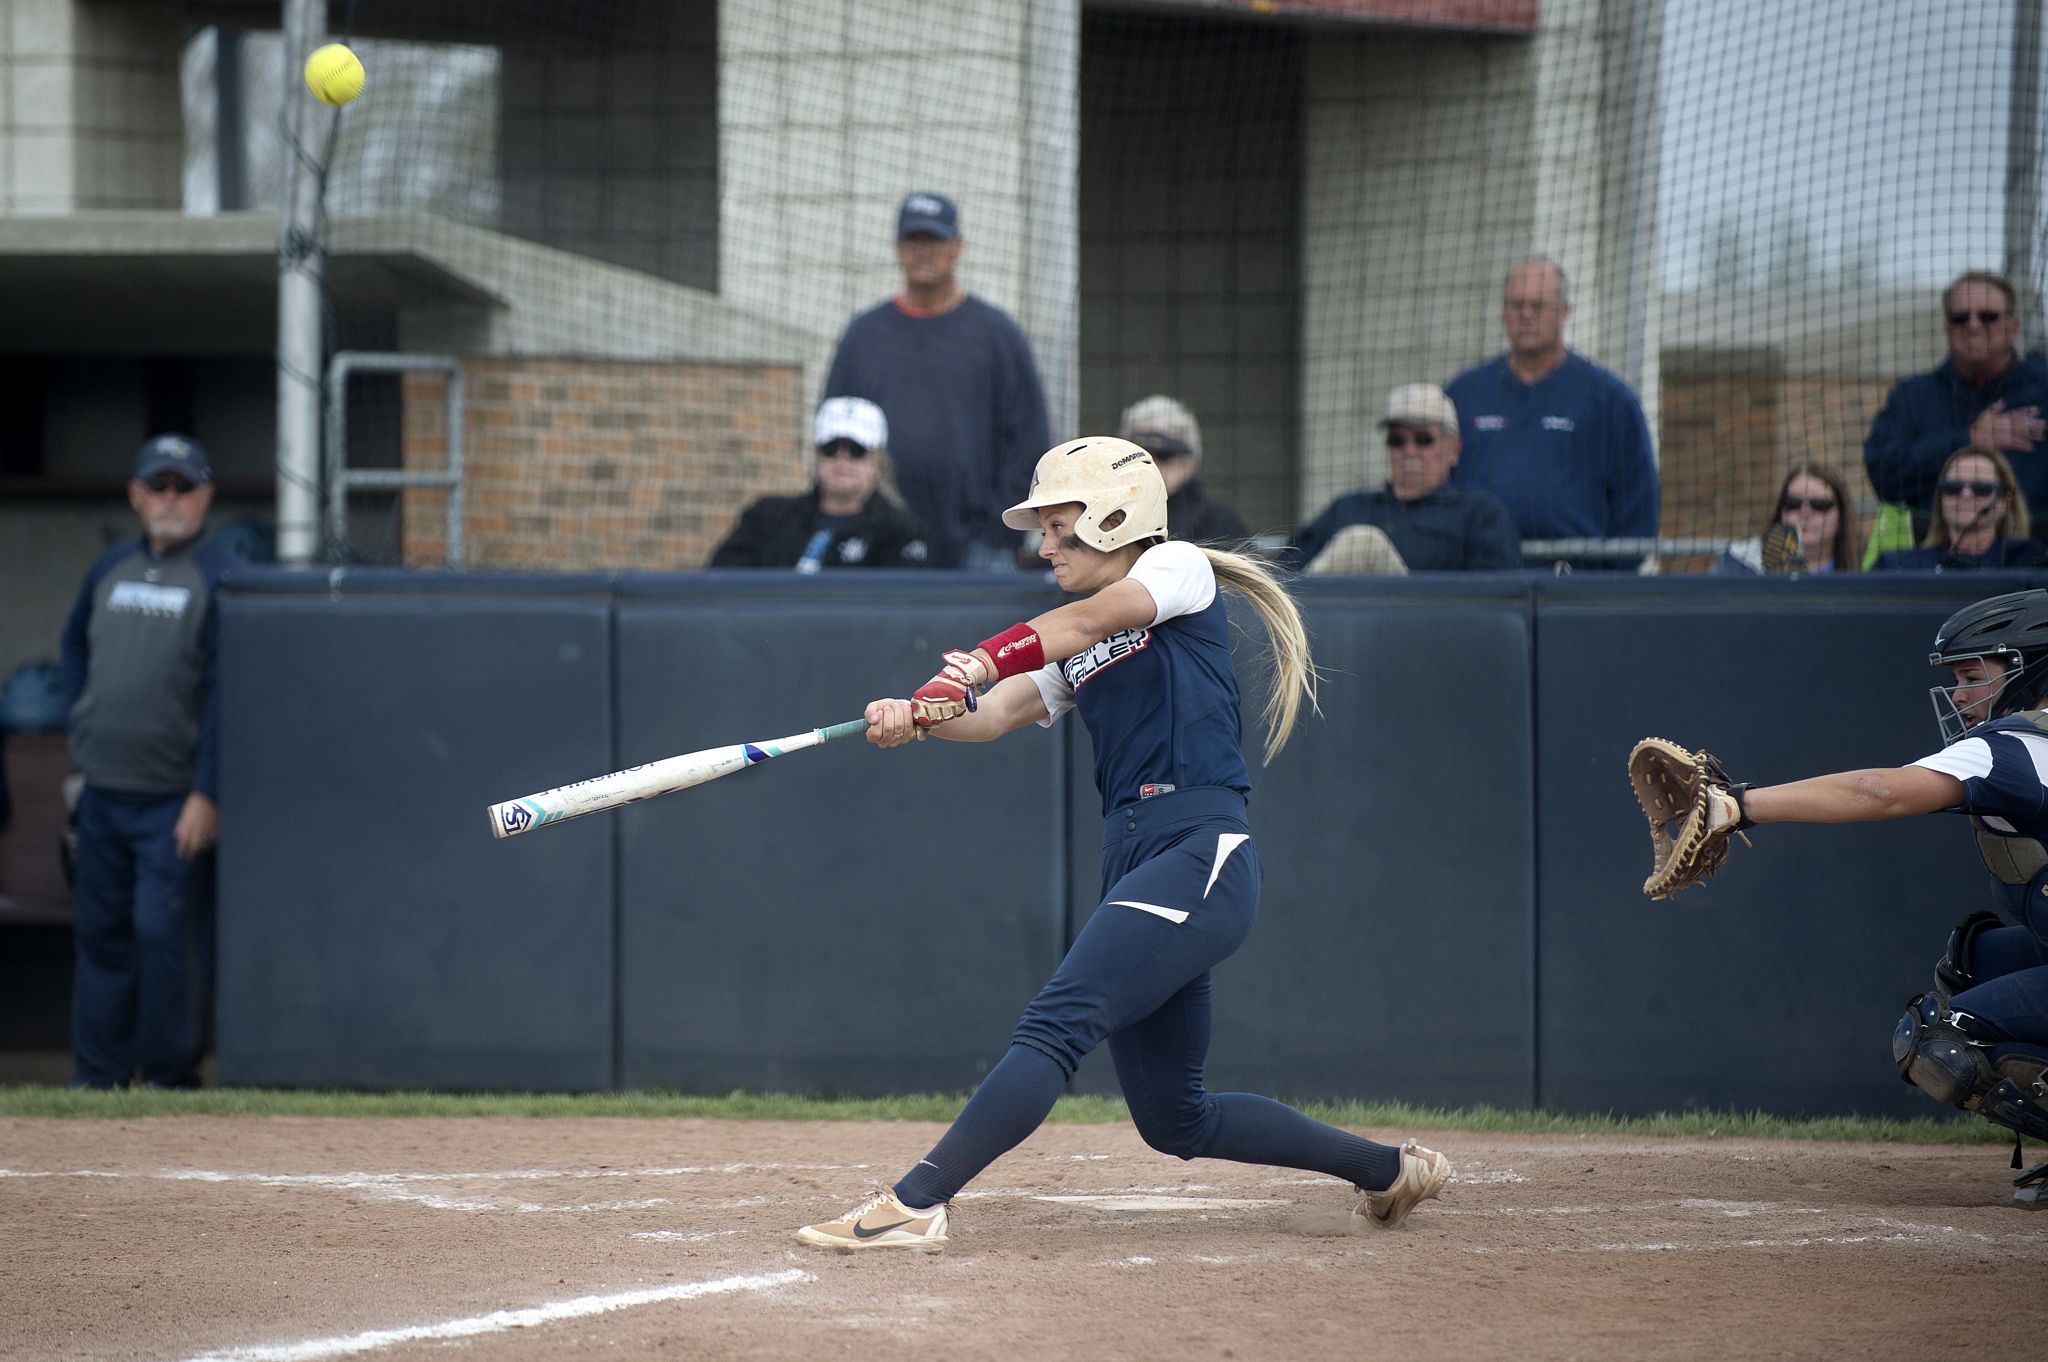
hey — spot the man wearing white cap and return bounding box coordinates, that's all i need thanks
[709,397,931,570]
[1284,385,1521,573]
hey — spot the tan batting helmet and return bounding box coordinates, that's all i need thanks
[1002,437,1170,552]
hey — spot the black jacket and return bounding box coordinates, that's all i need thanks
[708,488,932,569]
[1283,484,1522,572]
[1168,478,1253,547]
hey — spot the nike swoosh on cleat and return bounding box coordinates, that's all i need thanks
[853,1217,916,1239]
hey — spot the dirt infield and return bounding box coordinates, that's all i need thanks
[4,1116,2044,1362]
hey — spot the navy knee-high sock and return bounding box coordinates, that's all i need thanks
[1201,1093,1402,1191]
[894,1043,1067,1209]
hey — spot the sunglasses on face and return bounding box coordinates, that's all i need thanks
[1949,309,2007,326]
[817,441,871,461]
[142,475,199,495]
[1385,430,1438,450]
[1938,478,2002,498]
[1779,495,1836,513]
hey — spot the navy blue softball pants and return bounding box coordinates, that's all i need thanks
[895,787,1398,1207]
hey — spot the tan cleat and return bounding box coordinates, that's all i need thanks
[796,1188,949,1252]
[1356,1141,1451,1230]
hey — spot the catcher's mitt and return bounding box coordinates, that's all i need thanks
[1627,737,1754,899]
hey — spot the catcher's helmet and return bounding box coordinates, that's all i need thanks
[1002,437,1169,552]
[1928,588,2048,742]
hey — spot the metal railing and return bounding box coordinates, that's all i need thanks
[323,352,467,566]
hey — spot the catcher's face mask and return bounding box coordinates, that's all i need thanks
[1929,653,2017,744]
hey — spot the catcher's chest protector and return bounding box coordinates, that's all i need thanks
[1970,710,2048,886]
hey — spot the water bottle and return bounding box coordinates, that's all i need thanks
[796,529,833,574]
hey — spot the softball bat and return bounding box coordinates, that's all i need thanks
[488,718,867,839]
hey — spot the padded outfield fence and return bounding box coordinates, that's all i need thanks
[216,568,2026,1114]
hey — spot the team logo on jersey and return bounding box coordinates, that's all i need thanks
[1473,415,1507,431]
[107,580,193,618]
[1541,415,1576,431]
[1062,627,1151,689]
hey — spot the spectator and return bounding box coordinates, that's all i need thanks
[1117,394,1251,547]
[1864,271,2048,548]
[59,434,241,1089]
[1873,447,2048,572]
[1444,257,1659,568]
[709,397,931,570]
[1712,463,1864,576]
[824,191,1051,570]
[1282,384,1521,572]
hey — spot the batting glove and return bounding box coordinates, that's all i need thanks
[911,670,979,728]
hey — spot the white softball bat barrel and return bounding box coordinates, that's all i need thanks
[488,718,867,839]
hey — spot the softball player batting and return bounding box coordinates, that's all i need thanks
[796,437,1451,1251]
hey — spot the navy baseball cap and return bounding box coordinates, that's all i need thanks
[897,191,959,240]
[133,433,212,484]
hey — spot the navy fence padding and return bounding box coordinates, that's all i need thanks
[611,583,1069,1094]
[217,595,616,1090]
[1533,584,1998,1117]
[213,569,2048,1114]
[1066,588,1538,1108]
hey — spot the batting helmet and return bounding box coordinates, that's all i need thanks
[1928,588,2048,742]
[1002,437,1169,552]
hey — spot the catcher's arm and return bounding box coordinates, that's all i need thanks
[1738,766,1963,825]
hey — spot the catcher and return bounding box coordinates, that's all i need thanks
[1629,588,2048,1207]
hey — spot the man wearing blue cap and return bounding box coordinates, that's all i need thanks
[825,191,1051,570]
[59,433,242,1088]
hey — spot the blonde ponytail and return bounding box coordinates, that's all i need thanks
[1198,545,1319,764]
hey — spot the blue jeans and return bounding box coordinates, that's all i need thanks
[71,786,213,1088]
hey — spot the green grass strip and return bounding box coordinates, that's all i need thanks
[0,1084,2004,1143]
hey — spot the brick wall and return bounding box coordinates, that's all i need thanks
[1657,350,1894,571]
[401,358,806,569]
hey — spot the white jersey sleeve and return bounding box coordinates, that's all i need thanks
[1125,539,1217,624]
[1027,662,1076,727]
[1027,541,1216,727]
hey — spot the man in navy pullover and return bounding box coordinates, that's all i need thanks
[1865,271,2048,534]
[60,433,240,1088]
[825,192,1050,570]
[1444,257,1659,568]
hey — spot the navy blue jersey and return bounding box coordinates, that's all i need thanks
[1027,541,1251,814]
[1443,352,1659,541]
[1912,717,2048,842]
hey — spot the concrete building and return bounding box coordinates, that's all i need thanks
[2,0,1664,682]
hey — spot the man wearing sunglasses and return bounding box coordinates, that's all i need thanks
[58,434,242,1089]
[1280,384,1520,573]
[1865,271,2048,548]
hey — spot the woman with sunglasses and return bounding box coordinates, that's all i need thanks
[708,397,931,570]
[1713,463,1863,575]
[1874,447,2048,572]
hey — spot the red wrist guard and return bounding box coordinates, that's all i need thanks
[978,622,1045,679]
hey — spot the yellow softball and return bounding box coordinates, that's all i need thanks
[304,43,365,107]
